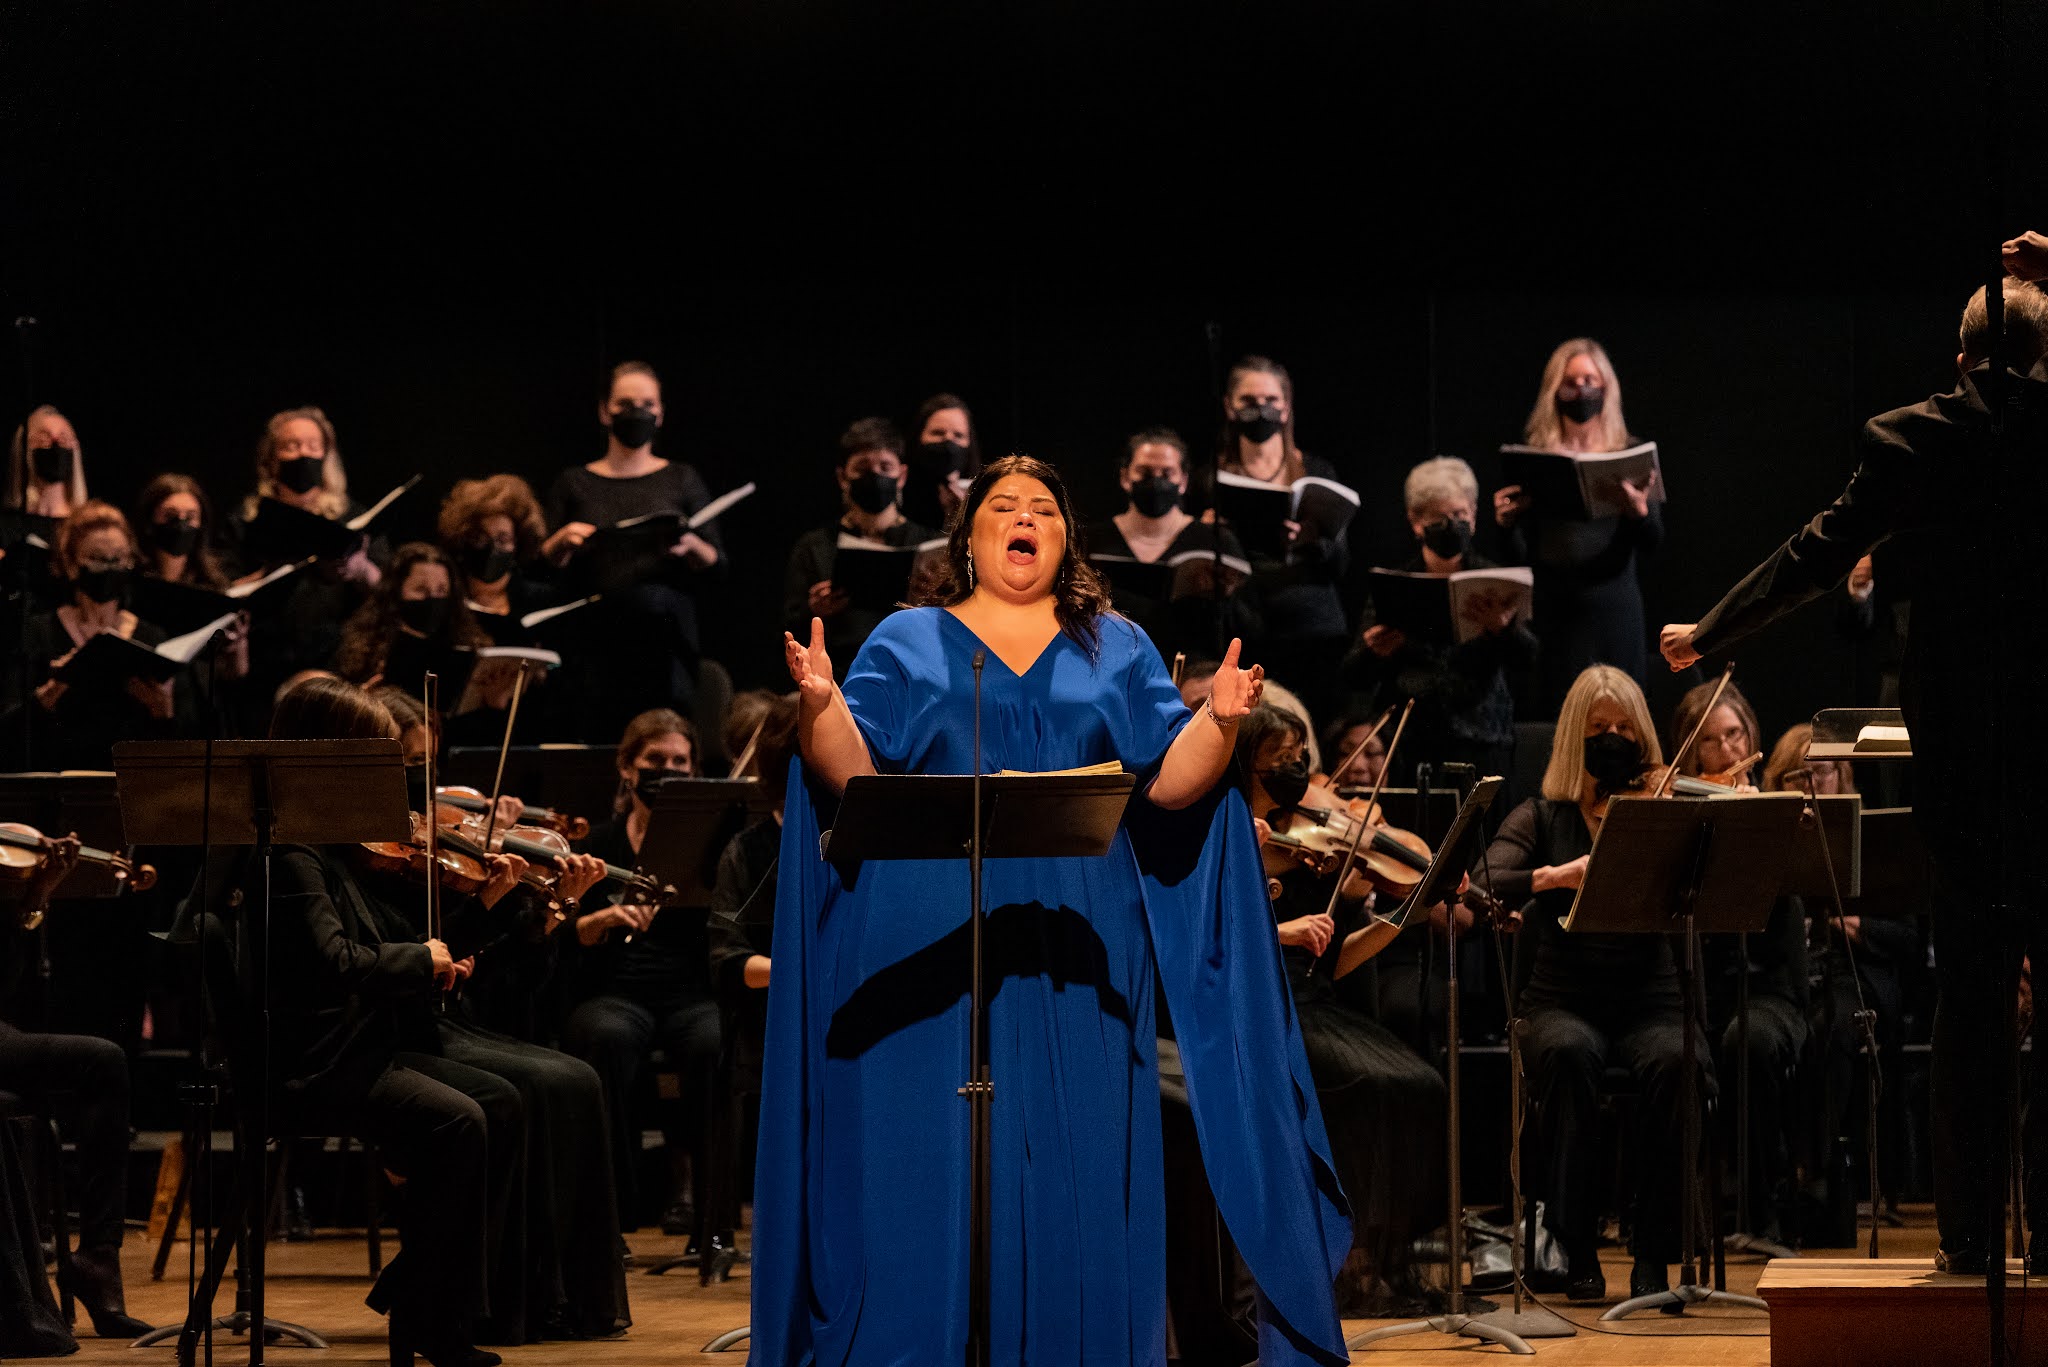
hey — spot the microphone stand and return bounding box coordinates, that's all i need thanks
[962,649,992,1367]
[14,315,38,772]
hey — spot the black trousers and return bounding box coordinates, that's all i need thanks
[0,1020,130,1251]
[562,991,719,1230]
[1927,880,2048,1253]
[1522,998,1708,1263]
[437,1019,629,1339]
[290,1051,508,1336]
[1711,992,1806,1231]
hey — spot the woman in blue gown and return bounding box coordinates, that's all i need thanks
[754,456,1351,1366]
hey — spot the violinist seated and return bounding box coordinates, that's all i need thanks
[1320,712,1389,794]
[1083,427,1261,665]
[3,500,194,771]
[561,708,721,1240]
[1763,725,1917,1225]
[1338,457,1535,785]
[264,677,628,1348]
[335,542,496,697]
[0,833,153,1346]
[1235,703,1447,1315]
[229,407,387,724]
[782,417,940,679]
[1670,681,1808,1248]
[1480,664,1711,1305]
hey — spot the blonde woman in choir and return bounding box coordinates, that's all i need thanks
[1493,339,1661,706]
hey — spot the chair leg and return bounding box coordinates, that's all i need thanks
[43,1116,76,1326]
[153,1130,193,1281]
[364,1142,383,1276]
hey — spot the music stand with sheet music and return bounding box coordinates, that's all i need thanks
[1567,793,1804,1322]
[823,767,1136,1366]
[113,739,408,1365]
[1348,775,1563,1355]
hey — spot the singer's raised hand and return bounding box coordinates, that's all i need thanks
[784,616,836,710]
[1205,637,1265,723]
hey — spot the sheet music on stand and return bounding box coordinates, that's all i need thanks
[1807,708,1911,760]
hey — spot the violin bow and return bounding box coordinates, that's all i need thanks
[728,712,769,780]
[1170,651,1186,688]
[1329,704,1398,788]
[423,670,443,950]
[1313,698,1415,935]
[1653,662,1735,799]
[480,660,533,851]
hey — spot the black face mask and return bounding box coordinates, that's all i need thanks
[608,404,659,450]
[462,543,517,583]
[398,596,451,635]
[912,439,970,481]
[633,767,676,806]
[1261,758,1312,811]
[74,565,132,606]
[1421,517,1473,560]
[1582,730,1645,797]
[1555,385,1606,425]
[404,763,429,812]
[30,445,75,486]
[847,471,899,515]
[1232,404,1285,445]
[1129,474,1181,519]
[151,518,203,558]
[273,456,326,495]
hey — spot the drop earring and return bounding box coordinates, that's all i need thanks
[965,550,976,587]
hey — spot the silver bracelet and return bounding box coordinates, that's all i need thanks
[1203,698,1237,730]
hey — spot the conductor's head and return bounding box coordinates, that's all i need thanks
[1957,279,2048,376]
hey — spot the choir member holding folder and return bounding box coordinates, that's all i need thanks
[542,361,733,738]
[439,474,559,647]
[1493,339,1663,706]
[1192,356,1354,712]
[781,417,939,678]
[333,541,494,698]
[1340,457,1534,782]
[7,501,194,769]
[133,473,251,681]
[1085,426,1260,664]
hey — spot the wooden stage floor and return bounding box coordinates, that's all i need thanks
[73,1213,1945,1365]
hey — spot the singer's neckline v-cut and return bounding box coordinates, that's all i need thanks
[939,607,1065,680]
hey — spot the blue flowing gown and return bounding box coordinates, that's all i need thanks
[752,608,1350,1366]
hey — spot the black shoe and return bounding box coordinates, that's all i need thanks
[1629,1258,1677,1313]
[660,1199,694,1237]
[388,1309,502,1367]
[58,1245,154,1338]
[1936,1245,1987,1275]
[284,1183,316,1242]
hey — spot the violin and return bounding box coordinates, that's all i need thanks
[434,785,590,841]
[0,823,157,929]
[1261,780,1438,902]
[361,811,493,896]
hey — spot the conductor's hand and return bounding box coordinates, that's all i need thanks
[1493,484,1531,529]
[785,617,836,711]
[1206,638,1265,722]
[2005,230,2048,282]
[1659,623,1701,671]
[426,938,458,990]
[1277,913,1335,955]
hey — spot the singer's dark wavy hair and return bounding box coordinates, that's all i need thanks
[911,454,1112,657]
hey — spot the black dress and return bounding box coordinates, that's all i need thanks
[559,818,720,1230]
[781,515,938,679]
[1701,896,1809,1237]
[8,611,186,770]
[1083,516,1263,667]
[1268,866,1445,1312]
[1338,548,1537,782]
[1483,797,1707,1264]
[225,498,385,730]
[1501,486,1662,708]
[545,463,729,740]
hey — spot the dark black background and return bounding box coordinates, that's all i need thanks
[5,0,2043,736]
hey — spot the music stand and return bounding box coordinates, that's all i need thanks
[824,767,1136,1367]
[638,777,771,904]
[113,739,408,1365]
[1349,776,1551,1356]
[0,770,133,900]
[1568,794,1802,1321]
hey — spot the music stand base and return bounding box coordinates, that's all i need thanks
[1473,1293,1580,1339]
[1600,1283,1768,1320]
[1348,1313,1534,1354]
[703,1325,751,1352]
[133,1311,330,1350]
